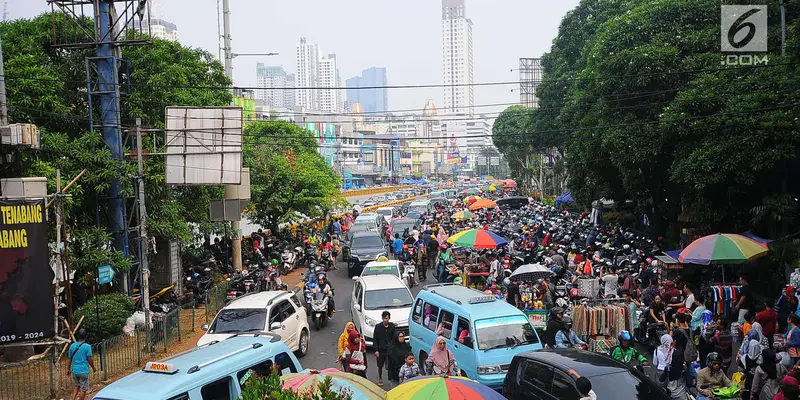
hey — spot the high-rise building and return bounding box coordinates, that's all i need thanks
[255,64,295,108]
[346,67,388,114]
[318,54,342,113]
[131,0,179,41]
[296,37,319,109]
[441,0,474,115]
[519,58,543,108]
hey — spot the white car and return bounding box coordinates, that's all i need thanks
[198,291,310,357]
[360,260,415,287]
[375,206,396,224]
[351,275,413,347]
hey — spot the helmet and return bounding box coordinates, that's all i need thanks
[453,277,463,284]
[317,273,326,281]
[503,278,511,286]
[550,307,564,319]
[271,259,279,266]
[440,245,447,250]
[706,352,722,365]
[664,280,674,287]
[618,331,632,343]
[241,269,249,277]
[563,317,573,330]
[402,244,409,250]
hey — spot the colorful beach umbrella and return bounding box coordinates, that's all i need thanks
[678,233,769,265]
[447,229,507,249]
[281,368,386,400]
[469,199,497,211]
[462,195,481,204]
[462,188,481,195]
[504,178,517,187]
[387,375,506,400]
[452,210,476,221]
[485,185,497,192]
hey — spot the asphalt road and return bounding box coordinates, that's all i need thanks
[301,256,425,389]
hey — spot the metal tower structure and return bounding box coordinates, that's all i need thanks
[518,58,542,108]
[47,0,151,292]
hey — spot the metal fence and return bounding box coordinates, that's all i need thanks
[0,283,228,400]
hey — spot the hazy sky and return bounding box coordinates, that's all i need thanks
[8,0,579,114]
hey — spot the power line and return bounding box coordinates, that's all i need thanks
[2,62,796,92]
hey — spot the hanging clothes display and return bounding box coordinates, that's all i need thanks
[577,278,600,298]
[705,285,741,317]
[571,303,630,341]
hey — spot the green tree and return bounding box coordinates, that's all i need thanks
[244,121,341,233]
[2,14,230,282]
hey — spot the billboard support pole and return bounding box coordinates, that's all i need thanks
[222,0,242,272]
[54,170,62,390]
[136,119,152,348]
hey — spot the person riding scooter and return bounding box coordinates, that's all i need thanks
[555,317,587,349]
[610,331,649,366]
[311,273,335,316]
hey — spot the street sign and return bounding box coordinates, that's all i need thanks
[98,265,115,285]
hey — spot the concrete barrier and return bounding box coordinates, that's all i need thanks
[340,185,414,197]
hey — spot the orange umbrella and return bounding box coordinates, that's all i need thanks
[469,199,497,211]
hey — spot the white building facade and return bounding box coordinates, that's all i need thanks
[318,54,343,113]
[441,0,474,116]
[296,37,319,110]
[255,64,295,108]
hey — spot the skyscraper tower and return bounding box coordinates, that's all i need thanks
[441,0,474,115]
[296,37,319,109]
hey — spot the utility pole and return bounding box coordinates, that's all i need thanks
[221,0,242,271]
[0,26,8,126]
[780,0,787,56]
[135,119,152,344]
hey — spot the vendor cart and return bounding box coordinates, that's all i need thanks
[524,309,548,329]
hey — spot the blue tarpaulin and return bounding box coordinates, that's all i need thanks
[555,191,575,208]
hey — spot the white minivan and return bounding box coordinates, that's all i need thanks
[351,275,413,347]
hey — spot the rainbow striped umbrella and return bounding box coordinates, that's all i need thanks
[447,229,507,249]
[462,196,481,204]
[387,376,505,400]
[452,210,476,221]
[281,368,386,400]
[678,233,769,265]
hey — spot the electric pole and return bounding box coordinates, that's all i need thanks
[221,0,242,272]
[0,26,8,126]
[135,119,152,345]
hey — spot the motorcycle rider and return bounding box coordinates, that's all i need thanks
[436,245,454,283]
[311,273,335,316]
[545,307,565,348]
[555,317,586,349]
[696,352,732,400]
[610,331,649,366]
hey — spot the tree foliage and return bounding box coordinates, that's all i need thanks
[494,0,800,242]
[244,121,341,233]
[2,13,231,281]
[74,293,135,342]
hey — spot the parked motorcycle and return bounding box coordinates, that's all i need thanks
[281,248,296,275]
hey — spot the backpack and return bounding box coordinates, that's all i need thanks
[681,328,698,362]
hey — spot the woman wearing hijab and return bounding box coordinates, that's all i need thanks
[337,322,356,371]
[388,331,411,382]
[741,329,764,365]
[653,334,673,386]
[751,322,770,348]
[426,336,458,376]
[344,330,368,378]
[777,286,798,333]
[744,338,765,399]
[751,349,789,400]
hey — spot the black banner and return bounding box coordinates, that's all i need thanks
[0,198,54,343]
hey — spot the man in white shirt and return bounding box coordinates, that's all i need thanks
[489,255,500,280]
[684,283,696,309]
[599,266,620,298]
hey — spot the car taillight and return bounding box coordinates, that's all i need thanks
[227,291,236,296]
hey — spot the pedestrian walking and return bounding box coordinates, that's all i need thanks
[373,311,396,386]
[387,331,411,383]
[337,322,356,371]
[68,329,96,400]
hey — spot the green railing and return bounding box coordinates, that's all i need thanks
[0,283,228,400]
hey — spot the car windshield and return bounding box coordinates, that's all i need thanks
[362,265,400,277]
[589,371,663,400]
[391,221,416,234]
[354,218,375,225]
[353,236,384,248]
[409,204,427,211]
[377,209,393,216]
[474,315,539,350]
[208,308,267,334]
[364,288,413,310]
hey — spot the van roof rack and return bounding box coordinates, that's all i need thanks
[421,283,458,291]
[187,343,264,374]
[150,340,220,365]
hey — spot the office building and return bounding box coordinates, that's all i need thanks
[346,67,388,114]
[132,0,179,41]
[296,37,319,109]
[255,64,295,108]
[441,0,474,115]
[318,54,343,113]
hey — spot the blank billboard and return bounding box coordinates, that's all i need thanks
[165,107,243,185]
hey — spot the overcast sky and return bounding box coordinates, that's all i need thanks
[8,0,579,114]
